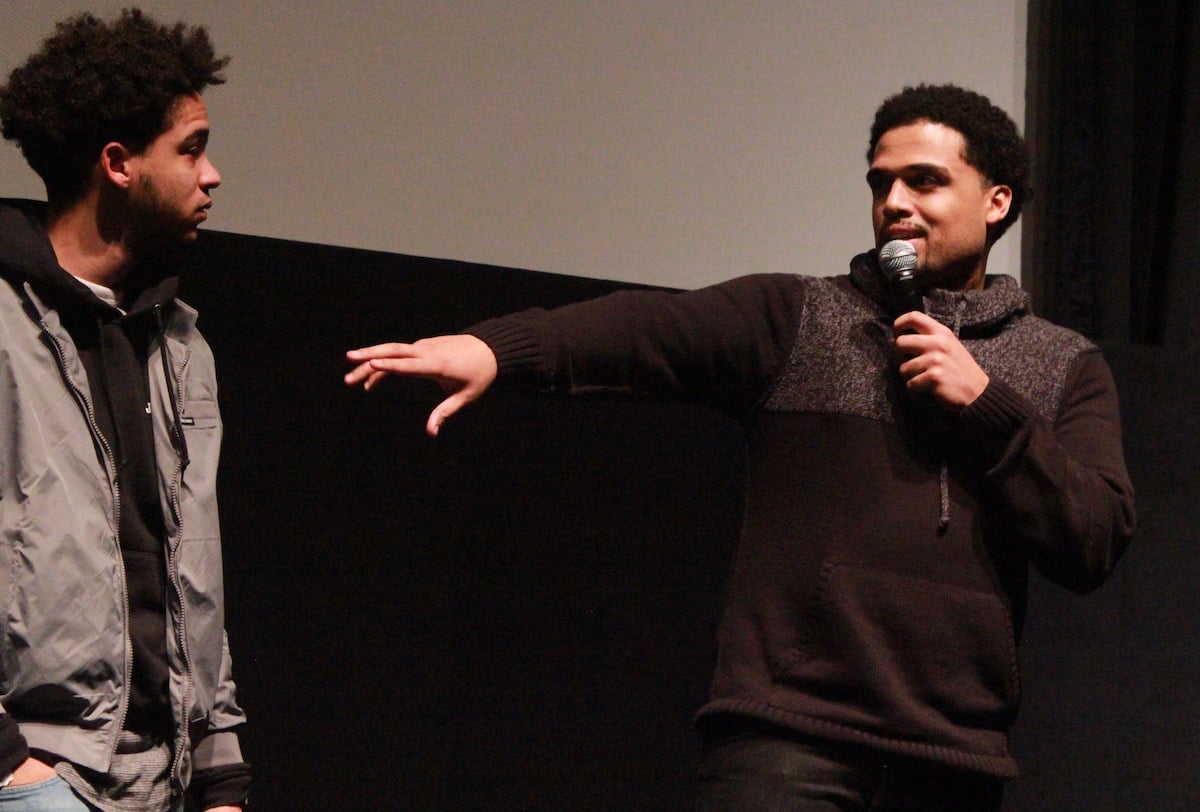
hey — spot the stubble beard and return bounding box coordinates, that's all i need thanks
[128,174,198,260]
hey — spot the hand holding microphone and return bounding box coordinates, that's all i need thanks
[880,241,990,410]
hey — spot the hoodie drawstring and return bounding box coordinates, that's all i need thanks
[937,467,951,535]
[154,304,189,471]
[936,305,967,535]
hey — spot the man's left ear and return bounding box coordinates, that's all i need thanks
[985,184,1013,227]
[99,142,136,190]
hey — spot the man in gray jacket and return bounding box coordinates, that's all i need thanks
[0,9,250,811]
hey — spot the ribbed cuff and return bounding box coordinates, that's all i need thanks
[189,761,252,809]
[0,715,29,779]
[955,379,1034,470]
[465,315,547,379]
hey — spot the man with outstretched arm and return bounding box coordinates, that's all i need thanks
[345,84,1134,811]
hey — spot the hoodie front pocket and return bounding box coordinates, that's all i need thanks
[772,559,1020,736]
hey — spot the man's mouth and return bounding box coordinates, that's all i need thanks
[883,224,924,241]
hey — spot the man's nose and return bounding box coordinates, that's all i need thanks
[883,179,913,214]
[200,156,221,191]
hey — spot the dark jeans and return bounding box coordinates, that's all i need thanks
[694,731,1003,812]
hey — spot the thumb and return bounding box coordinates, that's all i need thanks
[425,391,473,437]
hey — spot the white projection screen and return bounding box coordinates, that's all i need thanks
[1,2,1026,288]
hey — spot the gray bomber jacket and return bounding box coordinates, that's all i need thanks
[0,205,246,792]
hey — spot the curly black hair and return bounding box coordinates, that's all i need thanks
[0,8,229,203]
[867,84,1031,240]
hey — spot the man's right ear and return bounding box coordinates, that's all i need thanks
[99,142,135,189]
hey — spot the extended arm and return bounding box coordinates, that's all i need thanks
[345,274,805,435]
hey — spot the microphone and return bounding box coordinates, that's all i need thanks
[878,239,923,316]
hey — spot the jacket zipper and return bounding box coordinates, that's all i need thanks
[155,305,195,795]
[39,318,135,760]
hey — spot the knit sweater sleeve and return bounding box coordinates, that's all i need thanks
[465,273,805,413]
[956,348,1136,592]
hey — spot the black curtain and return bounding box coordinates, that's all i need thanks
[1025,0,1199,350]
[1007,4,1200,808]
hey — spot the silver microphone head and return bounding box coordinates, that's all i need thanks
[879,239,923,315]
[878,239,917,275]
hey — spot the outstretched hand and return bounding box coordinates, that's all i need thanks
[892,311,989,412]
[344,334,498,436]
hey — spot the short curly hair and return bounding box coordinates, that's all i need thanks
[867,84,1031,240]
[0,8,229,203]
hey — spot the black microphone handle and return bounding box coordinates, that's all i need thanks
[890,267,924,316]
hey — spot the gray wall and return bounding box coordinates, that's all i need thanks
[1,1,1027,288]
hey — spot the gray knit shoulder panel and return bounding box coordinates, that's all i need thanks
[763,276,897,421]
[763,275,1095,423]
[965,319,1096,419]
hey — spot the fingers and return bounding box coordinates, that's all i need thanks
[892,310,938,336]
[897,336,955,385]
[345,342,416,360]
[343,361,375,387]
[898,357,938,395]
[345,358,440,392]
[894,333,989,410]
[344,364,406,391]
[344,343,416,387]
[363,369,390,391]
[343,344,438,388]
